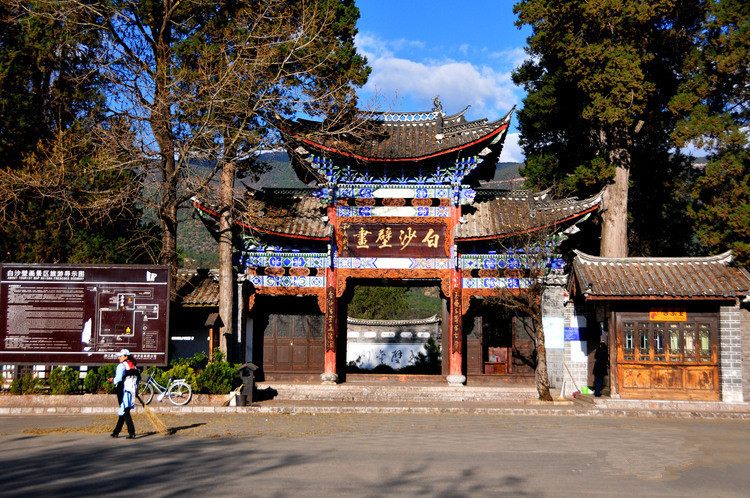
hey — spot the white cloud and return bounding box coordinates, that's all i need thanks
[356,33,522,120]
[362,55,518,117]
[500,133,524,163]
[490,47,528,70]
[354,33,525,161]
[356,32,394,58]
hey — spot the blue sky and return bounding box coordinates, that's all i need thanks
[354,1,530,162]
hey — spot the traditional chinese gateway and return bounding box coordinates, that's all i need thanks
[192,100,602,386]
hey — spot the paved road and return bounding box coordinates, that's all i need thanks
[1,412,749,496]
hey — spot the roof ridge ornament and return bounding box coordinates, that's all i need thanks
[432,95,443,115]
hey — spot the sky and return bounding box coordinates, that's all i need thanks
[353,0,531,162]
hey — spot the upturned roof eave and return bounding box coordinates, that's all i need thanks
[191,197,330,242]
[289,120,510,164]
[455,200,601,241]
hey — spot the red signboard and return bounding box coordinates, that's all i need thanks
[339,223,448,258]
[0,264,169,365]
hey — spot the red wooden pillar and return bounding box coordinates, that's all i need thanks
[447,195,466,386]
[322,202,339,383]
[447,272,466,385]
[322,271,338,383]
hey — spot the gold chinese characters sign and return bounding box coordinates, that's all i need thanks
[338,223,448,258]
[650,308,687,321]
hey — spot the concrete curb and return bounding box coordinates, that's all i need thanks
[3,402,750,419]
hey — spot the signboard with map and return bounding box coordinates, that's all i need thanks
[0,264,169,365]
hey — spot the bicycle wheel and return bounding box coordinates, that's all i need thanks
[167,382,192,406]
[138,383,154,405]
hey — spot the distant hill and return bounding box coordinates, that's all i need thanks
[246,152,525,189]
[481,162,525,189]
[245,151,309,189]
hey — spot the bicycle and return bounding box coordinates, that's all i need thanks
[137,372,192,406]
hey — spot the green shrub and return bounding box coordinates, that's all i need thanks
[9,373,45,394]
[211,348,225,363]
[196,361,239,394]
[164,364,198,393]
[171,351,209,371]
[49,367,81,394]
[83,364,117,394]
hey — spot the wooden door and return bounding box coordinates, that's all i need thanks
[616,311,719,400]
[263,313,324,373]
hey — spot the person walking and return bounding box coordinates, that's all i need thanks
[109,349,138,439]
[592,342,609,397]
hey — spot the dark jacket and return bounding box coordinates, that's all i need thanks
[593,343,609,377]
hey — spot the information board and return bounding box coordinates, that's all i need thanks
[0,264,169,365]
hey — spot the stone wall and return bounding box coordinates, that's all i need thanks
[542,278,596,396]
[742,305,750,402]
[542,283,565,389]
[720,303,743,403]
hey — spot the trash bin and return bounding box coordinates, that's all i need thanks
[236,362,258,406]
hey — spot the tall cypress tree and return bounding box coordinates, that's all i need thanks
[512,1,706,257]
[671,0,750,265]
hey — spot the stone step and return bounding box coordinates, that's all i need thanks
[255,383,539,402]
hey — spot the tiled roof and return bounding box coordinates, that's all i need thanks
[455,190,602,240]
[285,107,512,164]
[347,315,441,326]
[195,189,600,242]
[175,269,219,306]
[193,190,330,241]
[571,250,750,300]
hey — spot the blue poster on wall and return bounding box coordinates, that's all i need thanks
[564,327,582,341]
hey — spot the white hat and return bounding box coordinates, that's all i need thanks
[118,349,130,356]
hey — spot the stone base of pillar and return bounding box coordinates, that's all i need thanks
[446,374,466,386]
[320,372,339,384]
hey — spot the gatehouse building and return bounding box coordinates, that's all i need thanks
[191,100,750,402]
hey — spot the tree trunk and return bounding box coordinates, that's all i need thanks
[533,314,553,401]
[152,15,179,282]
[600,130,631,258]
[218,160,236,359]
[159,173,179,283]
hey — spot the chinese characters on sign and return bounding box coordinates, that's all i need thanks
[325,286,336,351]
[0,264,169,365]
[650,308,687,322]
[340,223,448,258]
[451,287,462,355]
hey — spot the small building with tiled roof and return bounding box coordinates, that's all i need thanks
[172,269,248,361]
[568,251,750,402]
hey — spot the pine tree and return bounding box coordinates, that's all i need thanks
[0,2,157,263]
[513,0,706,257]
[671,0,750,265]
